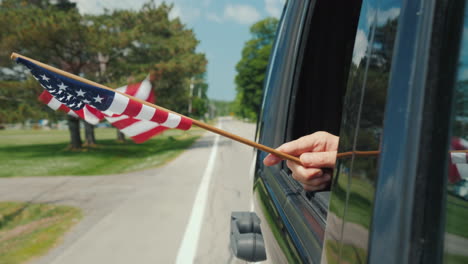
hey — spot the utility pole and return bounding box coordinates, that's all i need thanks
[188,77,194,114]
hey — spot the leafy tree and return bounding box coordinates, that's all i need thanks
[0,0,207,147]
[234,17,278,121]
[0,0,91,148]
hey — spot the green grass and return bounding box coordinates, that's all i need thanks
[0,128,203,177]
[325,240,367,264]
[445,194,468,238]
[0,202,82,264]
[444,253,468,264]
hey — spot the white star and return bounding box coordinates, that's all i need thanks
[66,94,73,101]
[49,89,56,93]
[46,85,52,89]
[57,90,63,95]
[58,83,68,90]
[58,96,65,101]
[77,102,83,107]
[83,99,91,104]
[40,74,50,82]
[93,95,103,103]
[69,103,75,108]
[76,89,86,97]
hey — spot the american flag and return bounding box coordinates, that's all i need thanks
[17,57,192,142]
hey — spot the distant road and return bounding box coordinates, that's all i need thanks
[0,117,255,264]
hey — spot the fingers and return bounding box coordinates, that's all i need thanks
[286,160,332,191]
[277,131,339,156]
[300,151,337,168]
[276,136,317,157]
[263,153,283,166]
[263,131,339,167]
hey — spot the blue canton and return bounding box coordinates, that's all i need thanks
[16,57,115,111]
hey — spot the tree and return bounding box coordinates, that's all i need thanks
[234,17,278,121]
[0,0,95,149]
[0,0,207,147]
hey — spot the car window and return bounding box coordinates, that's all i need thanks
[444,4,468,263]
[324,0,402,262]
[284,0,362,208]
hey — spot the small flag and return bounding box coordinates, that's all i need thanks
[17,56,192,141]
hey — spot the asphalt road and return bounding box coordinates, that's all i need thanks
[0,117,255,264]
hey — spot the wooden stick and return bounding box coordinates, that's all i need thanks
[11,52,302,164]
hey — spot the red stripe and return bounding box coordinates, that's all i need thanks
[74,109,86,119]
[122,99,143,117]
[85,105,105,119]
[150,109,169,123]
[125,83,141,97]
[38,90,53,104]
[177,117,192,130]
[131,126,168,143]
[111,117,140,129]
[148,90,155,104]
[59,104,72,113]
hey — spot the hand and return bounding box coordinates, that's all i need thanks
[263,131,339,191]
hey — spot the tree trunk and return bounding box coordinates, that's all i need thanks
[68,116,82,149]
[84,122,96,146]
[116,129,126,142]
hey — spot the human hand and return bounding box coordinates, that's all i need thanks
[263,131,339,191]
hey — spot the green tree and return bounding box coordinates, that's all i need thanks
[234,17,278,121]
[0,0,207,147]
[0,1,93,148]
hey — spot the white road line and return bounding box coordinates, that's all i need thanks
[175,125,221,264]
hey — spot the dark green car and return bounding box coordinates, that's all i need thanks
[230,0,468,263]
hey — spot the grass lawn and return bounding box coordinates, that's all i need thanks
[0,127,203,177]
[445,194,468,238]
[0,202,82,264]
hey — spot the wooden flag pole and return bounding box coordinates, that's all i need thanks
[11,52,302,164]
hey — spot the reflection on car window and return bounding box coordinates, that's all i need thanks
[444,4,468,263]
[324,0,402,262]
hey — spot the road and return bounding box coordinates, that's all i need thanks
[0,117,255,264]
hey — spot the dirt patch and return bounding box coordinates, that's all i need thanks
[0,214,65,243]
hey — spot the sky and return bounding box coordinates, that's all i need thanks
[72,0,286,101]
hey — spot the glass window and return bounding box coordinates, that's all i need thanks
[444,4,468,263]
[284,0,362,201]
[323,0,402,262]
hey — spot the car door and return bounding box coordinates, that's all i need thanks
[253,0,362,262]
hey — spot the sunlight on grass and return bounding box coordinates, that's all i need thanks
[0,202,82,264]
[0,127,204,177]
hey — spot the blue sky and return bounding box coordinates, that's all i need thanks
[72,0,286,101]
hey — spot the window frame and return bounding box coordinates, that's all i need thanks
[368,0,466,263]
[281,0,363,220]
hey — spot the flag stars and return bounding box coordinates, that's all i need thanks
[93,94,103,103]
[58,83,68,90]
[40,74,50,82]
[76,89,86,97]
[83,99,91,104]
[66,94,73,101]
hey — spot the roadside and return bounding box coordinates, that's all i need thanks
[0,117,255,263]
